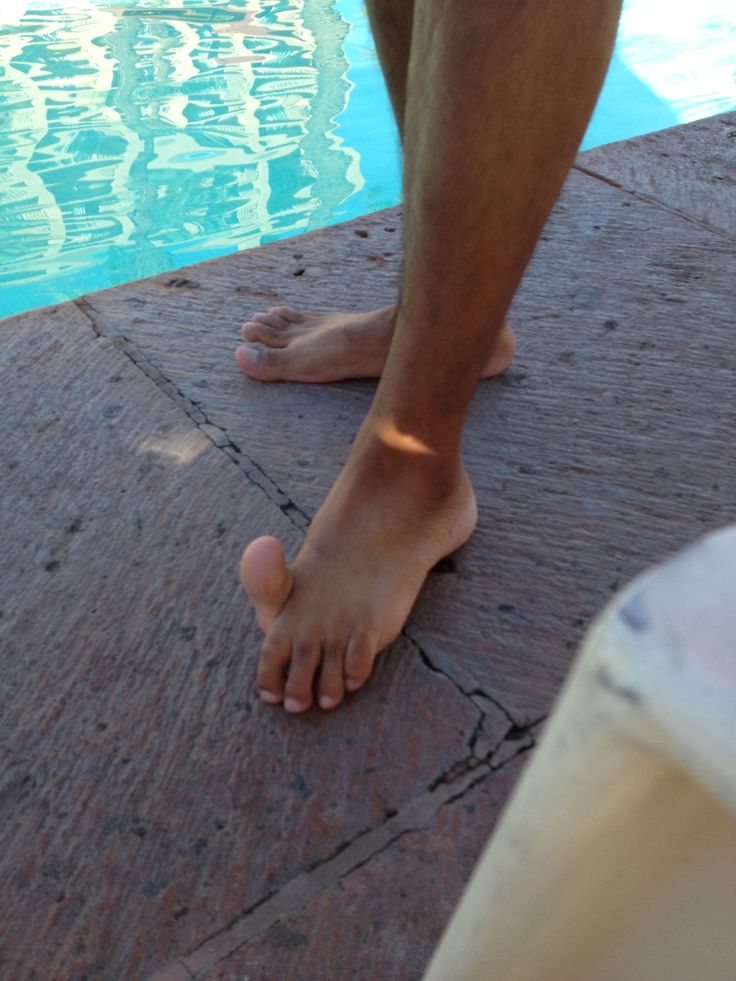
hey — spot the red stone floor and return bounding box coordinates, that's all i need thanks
[1,113,734,980]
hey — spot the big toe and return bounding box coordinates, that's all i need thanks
[240,536,294,633]
[236,343,285,382]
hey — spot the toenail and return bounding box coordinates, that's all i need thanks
[319,694,338,709]
[239,344,260,364]
[345,678,360,692]
[260,690,280,704]
[284,697,305,713]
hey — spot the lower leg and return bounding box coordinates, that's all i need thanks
[242,0,622,712]
[364,0,412,142]
[376,0,622,451]
[235,0,514,384]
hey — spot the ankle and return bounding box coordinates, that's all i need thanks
[364,405,463,460]
[351,415,466,500]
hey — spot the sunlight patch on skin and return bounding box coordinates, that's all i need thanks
[375,418,438,457]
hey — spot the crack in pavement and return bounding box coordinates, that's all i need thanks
[74,292,541,980]
[398,625,547,786]
[572,164,736,243]
[404,621,512,713]
[74,296,310,530]
[430,706,546,795]
[402,625,548,767]
[149,740,534,979]
[74,294,524,732]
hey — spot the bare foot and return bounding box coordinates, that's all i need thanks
[236,304,515,383]
[240,421,477,712]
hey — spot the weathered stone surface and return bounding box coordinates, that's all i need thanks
[408,162,736,721]
[3,113,734,979]
[0,306,478,979]
[81,116,736,723]
[577,111,736,239]
[192,756,526,981]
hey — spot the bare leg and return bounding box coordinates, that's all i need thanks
[241,0,622,712]
[363,0,412,142]
[235,0,515,384]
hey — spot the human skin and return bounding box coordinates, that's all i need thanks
[240,0,623,713]
[235,0,515,383]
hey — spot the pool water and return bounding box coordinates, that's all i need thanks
[1,0,734,320]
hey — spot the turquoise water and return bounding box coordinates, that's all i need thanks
[1,0,734,320]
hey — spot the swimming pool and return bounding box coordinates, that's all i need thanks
[1,0,734,320]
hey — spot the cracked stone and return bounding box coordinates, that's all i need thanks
[199,423,230,449]
[193,756,527,981]
[490,718,546,769]
[469,693,514,759]
[1,307,479,979]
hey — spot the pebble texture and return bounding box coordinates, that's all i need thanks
[1,113,734,977]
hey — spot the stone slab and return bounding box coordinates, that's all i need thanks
[78,207,402,514]
[577,111,736,239]
[80,120,736,722]
[0,305,479,978]
[4,110,731,981]
[195,755,526,981]
[410,163,736,721]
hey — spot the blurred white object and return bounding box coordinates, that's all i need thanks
[425,524,736,981]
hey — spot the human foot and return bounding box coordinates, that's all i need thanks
[236,304,515,383]
[240,423,477,712]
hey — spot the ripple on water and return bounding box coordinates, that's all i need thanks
[0,0,365,317]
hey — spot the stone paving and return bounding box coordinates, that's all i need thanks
[1,112,734,980]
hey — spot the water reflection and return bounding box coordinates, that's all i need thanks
[0,0,363,317]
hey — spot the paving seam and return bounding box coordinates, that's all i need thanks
[148,736,537,980]
[67,244,548,980]
[72,295,520,721]
[405,620,516,725]
[571,163,736,243]
[73,297,535,981]
[74,295,310,529]
[71,285,539,976]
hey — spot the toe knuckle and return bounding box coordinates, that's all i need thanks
[260,636,285,663]
[351,664,371,683]
[321,634,340,653]
[293,642,318,665]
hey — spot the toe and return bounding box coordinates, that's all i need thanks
[235,343,284,381]
[256,629,291,705]
[344,632,375,693]
[481,320,516,378]
[317,644,345,710]
[241,321,288,347]
[270,305,304,324]
[252,310,289,330]
[283,640,322,713]
[240,536,294,633]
